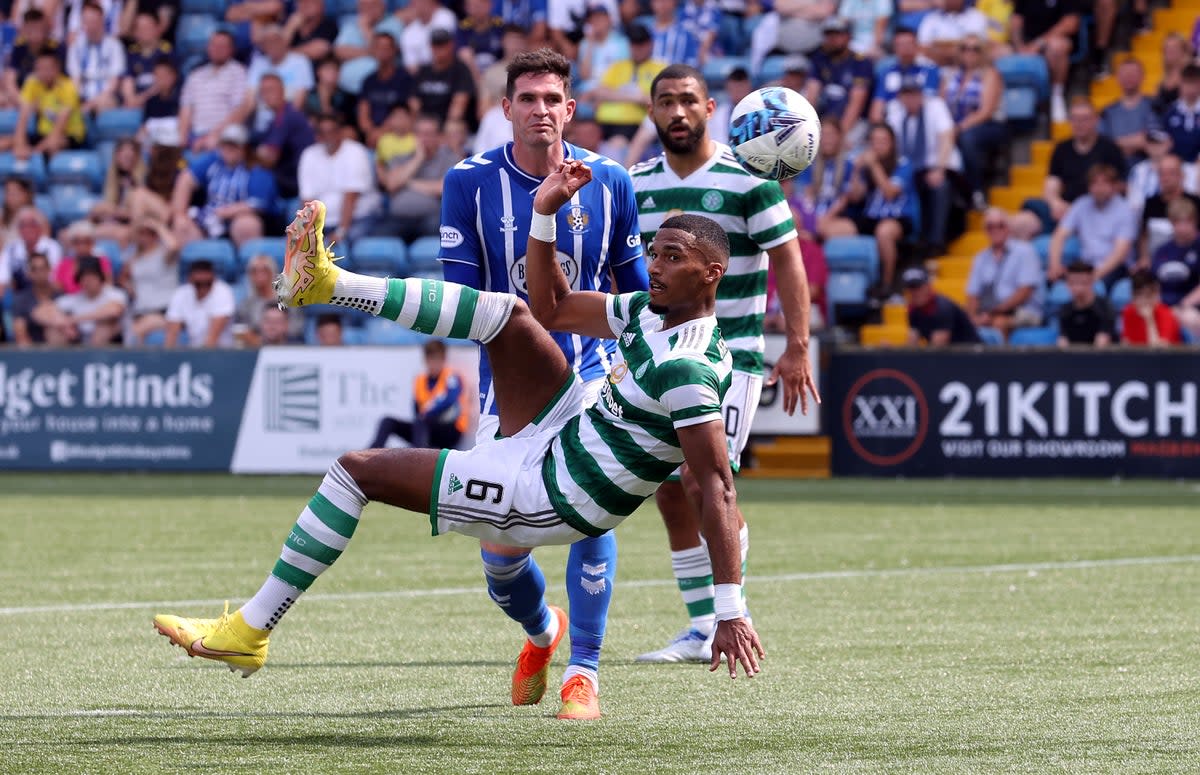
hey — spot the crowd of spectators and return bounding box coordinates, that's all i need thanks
[0,0,1196,351]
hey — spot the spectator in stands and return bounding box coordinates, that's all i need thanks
[903,266,981,345]
[1010,0,1080,123]
[56,220,114,292]
[586,24,665,141]
[225,0,286,57]
[119,11,172,108]
[246,23,314,108]
[708,65,751,144]
[679,0,720,61]
[375,113,457,243]
[283,0,337,61]
[1162,64,1200,168]
[90,137,146,242]
[976,0,1013,55]
[298,111,381,243]
[42,255,127,346]
[647,0,701,67]
[887,76,960,258]
[65,2,125,114]
[965,208,1044,342]
[234,253,304,343]
[749,0,833,76]
[565,116,624,165]
[401,0,458,74]
[797,116,854,239]
[1013,99,1125,239]
[410,28,475,128]
[170,124,278,245]
[61,0,123,40]
[305,56,356,128]
[6,10,62,92]
[443,117,470,158]
[473,25,523,153]
[1128,135,1187,222]
[139,58,182,147]
[576,4,628,95]
[839,0,889,58]
[1138,153,1200,266]
[332,0,404,64]
[10,252,59,346]
[806,17,872,145]
[824,122,919,297]
[179,30,249,152]
[119,216,179,346]
[493,0,548,47]
[1,178,36,246]
[369,338,468,450]
[870,26,939,124]
[0,206,63,297]
[457,0,505,82]
[1151,198,1200,340]
[1152,33,1193,117]
[943,34,1004,212]
[11,50,86,158]
[1047,163,1135,285]
[252,74,315,201]
[253,304,295,346]
[375,103,416,165]
[546,0,606,61]
[165,259,235,348]
[1100,59,1160,165]
[1121,269,1182,346]
[315,312,344,345]
[916,0,988,67]
[1056,260,1115,347]
[357,32,410,149]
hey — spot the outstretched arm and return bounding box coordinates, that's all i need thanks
[526,160,619,339]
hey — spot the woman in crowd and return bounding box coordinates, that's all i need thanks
[1,177,36,248]
[90,137,148,243]
[55,220,113,292]
[942,34,1005,212]
[119,216,179,345]
[234,253,305,345]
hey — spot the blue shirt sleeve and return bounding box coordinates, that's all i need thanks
[609,166,646,270]
[613,255,649,292]
[442,258,483,289]
[438,167,484,268]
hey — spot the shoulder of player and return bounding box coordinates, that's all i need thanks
[449,145,505,174]
[569,143,626,171]
[629,154,666,180]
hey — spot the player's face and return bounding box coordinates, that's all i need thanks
[650,77,713,156]
[646,228,723,313]
[504,73,575,150]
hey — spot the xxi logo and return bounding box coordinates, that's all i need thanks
[842,369,929,466]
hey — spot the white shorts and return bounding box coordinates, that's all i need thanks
[431,376,598,547]
[474,376,604,445]
[668,371,763,480]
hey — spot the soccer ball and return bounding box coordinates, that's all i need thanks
[728,87,821,181]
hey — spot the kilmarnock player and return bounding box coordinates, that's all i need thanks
[631,64,820,663]
[436,49,648,719]
[151,167,766,700]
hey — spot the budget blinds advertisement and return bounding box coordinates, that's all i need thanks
[831,350,1200,478]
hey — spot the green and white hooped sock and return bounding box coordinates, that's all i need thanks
[240,461,367,631]
[331,273,515,343]
[670,544,716,637]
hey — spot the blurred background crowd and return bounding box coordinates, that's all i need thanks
[0,0,1197,349]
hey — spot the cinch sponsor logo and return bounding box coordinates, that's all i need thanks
[0,362,213,421]
[264,365,320,432]
[842,369,929,467]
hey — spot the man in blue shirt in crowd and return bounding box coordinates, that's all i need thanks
[806,17,874,145]
[253,73,315,199]
[1162,64,1200,165]
[169,123,279,243]
[870,26,939,122]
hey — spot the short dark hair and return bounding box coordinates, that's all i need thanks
[894,26,917,37]
[502,23,527,37]
[316,313,343,328]
[23,9,46,22]
[188,259,216,274]
[373,30,398,47]
[1065,260,1093,276]
[316,111,344,126]
[1131,268,1159,293]
[36,49,60,64]
[74,255,104,284]
[651,64,708,100]
[81,1,104,15]
[423,339,448,358]
[659,214,730,266]
[27,252,51,269]
[1087,163,1119,184]
[506,48,572,99]
[1183,63,1200,81]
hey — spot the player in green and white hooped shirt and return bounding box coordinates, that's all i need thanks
[151,164,765,692]
[631,64,822,663]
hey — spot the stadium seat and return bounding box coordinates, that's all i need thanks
[977,326,1005,346]
[827,271,869,317]
[180,0,226,14]
[176,14,220,60]
[1004,87,1039,130]
[702,56,743,92]
[1009,325,1059,346]
[407,236,441,275]
[0,152,48,191]
[757,55,788,86]
[180,239,238,280]
[94,237,122,263]
[348,237,409,276]
[238,237,287,267]
[824,236,879,282]
[34,193,56,224]
[1032,234,1081,269]
[332,0,359,17]
[363,316,431,345]
[49,185,100,228]
[93,109,144,143]
[338,57,378,95]
[47,150,105,190]
[1109,277,1132,312]
[995,55,1050,100]
[0,109,19,136]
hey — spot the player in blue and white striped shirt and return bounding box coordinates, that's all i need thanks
[437,49,648,720]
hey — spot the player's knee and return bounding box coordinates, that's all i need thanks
[337,449,380,495]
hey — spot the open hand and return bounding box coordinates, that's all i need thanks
[533,160,592,215]
[767,343,820,416]
[709,618,765,679]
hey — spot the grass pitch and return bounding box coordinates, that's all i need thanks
[1,474,1198,774]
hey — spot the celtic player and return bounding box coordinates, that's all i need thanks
[631,64,821,663]
[152,165,765,699]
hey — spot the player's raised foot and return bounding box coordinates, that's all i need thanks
[152,602,270,677]
[511,605,568,706]
[634,627,713,663]
[556,675,601,720]
[275,199,339,308]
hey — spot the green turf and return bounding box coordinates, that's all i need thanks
[1,475,1198,774]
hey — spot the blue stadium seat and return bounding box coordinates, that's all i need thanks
[93,109,144,143]
[1109,277,1132,312]
[50,185,100,227]
[363,316,431,345]
[94,238,122,263]
[0,109,19,136]
[976,327,1005,346]
[1009,325,1059,346]
[34,193,56,224]
[338,57,378,95]
[180,0,227,14]
[48,150,105,190]
[824,236,879,282]
[0,152,48,191]
[332,0,359,17]
[1004,87,1039,130]
[176,14,220,60]
[995,55,1050,101]
[407,236,441,275]
[702,56,743,92]
[1032,234,1081,268]
[348,237,409,276]
[826,271,869,319]
[180,239,238,280]
[238,236,287,267]
[757,55,788,86]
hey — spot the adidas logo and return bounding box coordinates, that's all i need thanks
[643,195,657,208]
[622,332,636,347]
[447,474,464,495]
